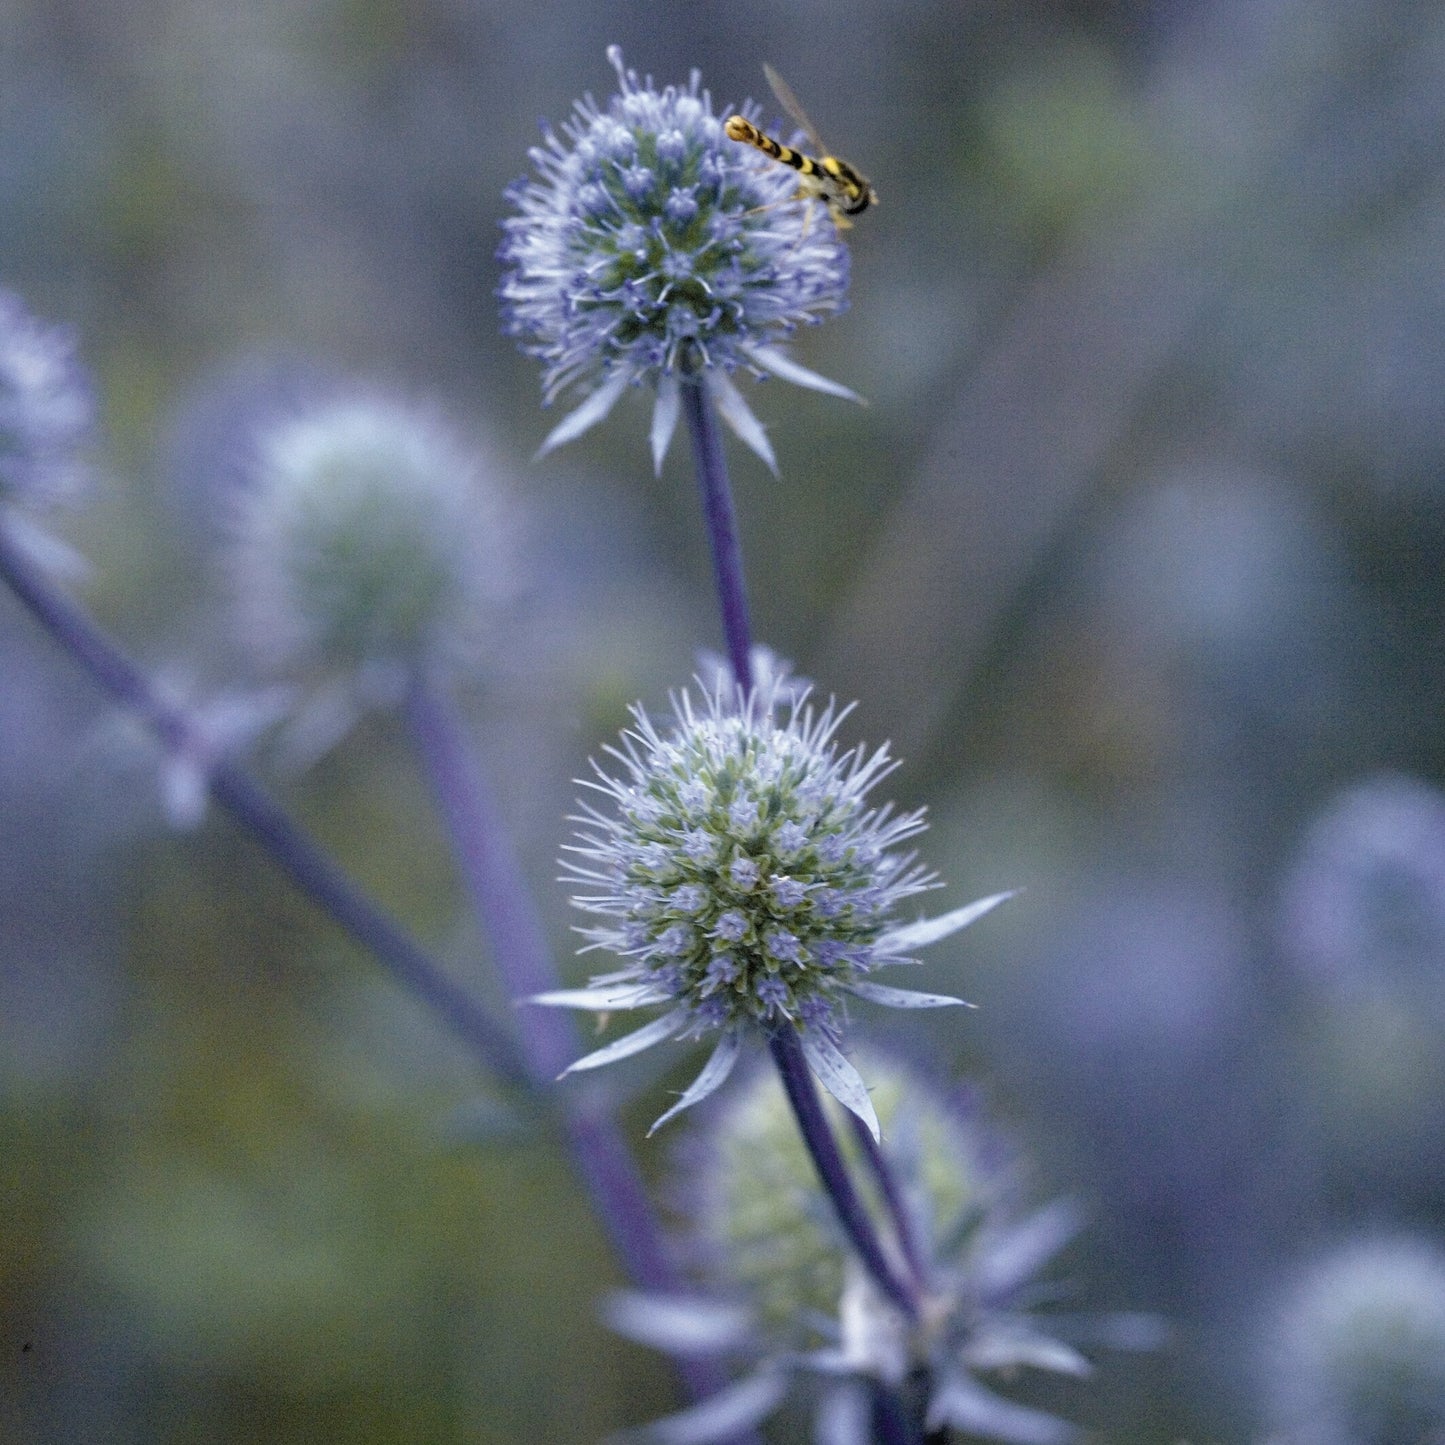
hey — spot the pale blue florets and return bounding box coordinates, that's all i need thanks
[499,47,857,472]
[536,680,1012,1135]
[570,685,931,1032]
[0,288,95,508]
[1279,772,1445,993]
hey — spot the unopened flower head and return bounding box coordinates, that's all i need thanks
[1262,1232,1445,1445]
[231,391,512,684]
[499,47,858,474]
[607,1053,1103,1445]
[0,288,95,508]
[534,679,1012,1136]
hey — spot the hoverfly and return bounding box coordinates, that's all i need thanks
[724,64,877,229]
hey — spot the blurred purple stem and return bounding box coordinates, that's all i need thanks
[403,677,734,1406]
[0,521,528,1087]
[683,379,754,694]
[848,1110,928,1288]
[403,680,577,1078]
[872,1380,923,1445]
[768,1027,921,1321]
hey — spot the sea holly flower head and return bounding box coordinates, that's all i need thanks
[1279,772,1445,994]
[225,386,516,765]
[0,288,95,509]
[230,388,512,685]
[606,1053,1106,1444]
[532,678,1013,1136]
[0,287,97,581]
[499,46,859,474]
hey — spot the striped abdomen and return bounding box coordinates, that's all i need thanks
[724,115,874,221]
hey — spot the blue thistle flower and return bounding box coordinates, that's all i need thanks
[531,679,1012,1137]
[499,47,859,475]
[228,386,514,759]
[606,1052,1117,1444]
[0,288,95,509]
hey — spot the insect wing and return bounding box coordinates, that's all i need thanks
[762,63,830,158]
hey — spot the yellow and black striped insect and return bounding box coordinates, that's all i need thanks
[725,64,877,229]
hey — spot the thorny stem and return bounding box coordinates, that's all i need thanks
[682,377,754,694]
[0,520,529,1088]
[768,1027,921,1322]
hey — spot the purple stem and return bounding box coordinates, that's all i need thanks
[847,1110,928,1288]
[682,378,754,694]
[403,678,735,1408]
[207,765,529,1085]
[871,1379,922,1445]
[0,522,528,1087]
[403,681,669,1281]
[679,372,925,1336]
[767,1027,920,1321]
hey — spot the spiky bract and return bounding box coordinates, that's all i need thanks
[608,1053,1101,1445]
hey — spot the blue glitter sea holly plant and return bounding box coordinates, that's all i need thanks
[532,679,1013,1140]
[606,1052,1111,1445]
[499,45,860,475]
[0,32,1178,1444]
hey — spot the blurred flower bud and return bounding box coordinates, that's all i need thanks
[1261,1232,1445,1445]
[229,390,513,741]
[0,286,95,509]
[607,1052,1100,1444]
[1279,772,1445,998]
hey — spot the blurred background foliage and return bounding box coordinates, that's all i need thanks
[4,0,1445,1440]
